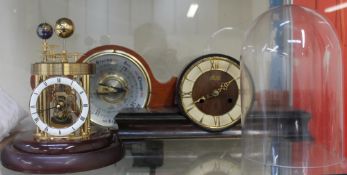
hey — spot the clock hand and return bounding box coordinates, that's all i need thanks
[37,106,58,113]
[193,90,219,104]
[216,76,240,93]
[193,77,239,103]
[193,96,206,104]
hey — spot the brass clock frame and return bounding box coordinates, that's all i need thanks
[30,19,96,140]
[31,59,96,140]
[31,73,94,140]
[32,63,95,76]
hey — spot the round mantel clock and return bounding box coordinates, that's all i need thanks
[178,54,244,131]
[78,45,177,128]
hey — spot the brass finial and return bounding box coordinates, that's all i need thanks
[55,18,74,39]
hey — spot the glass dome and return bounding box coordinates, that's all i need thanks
[241,5,344,169]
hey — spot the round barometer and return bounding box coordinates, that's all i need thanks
[79,45,151,127]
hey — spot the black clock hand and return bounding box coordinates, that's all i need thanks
[98,83,127,93]
[193,90,219,104]
[36,106,58,113]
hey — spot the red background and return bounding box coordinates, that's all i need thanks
[292,1,347,174]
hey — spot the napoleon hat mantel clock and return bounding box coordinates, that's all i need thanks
[1,18,123,174]
[177,54,253,131]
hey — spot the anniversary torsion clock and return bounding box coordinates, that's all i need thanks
[177,54,241,131]
[1,19,123,174]
[78,45,177,128]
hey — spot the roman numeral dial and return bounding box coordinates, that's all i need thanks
[178,54,241,131]
[29,77,89,136]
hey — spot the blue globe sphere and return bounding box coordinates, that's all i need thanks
[36,23,53,40]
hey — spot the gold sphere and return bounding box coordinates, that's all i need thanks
[55,18,74,38]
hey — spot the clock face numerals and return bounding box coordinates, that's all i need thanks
[85,51,150,127]
[178,54,241,131]
[29,77,89,136]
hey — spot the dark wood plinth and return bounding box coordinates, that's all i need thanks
[245,109,313,141]
[12,132,113,154]
[117,108,242,140]
[1,131,124,174]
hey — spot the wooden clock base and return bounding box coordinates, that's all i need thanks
[1,131,124,174]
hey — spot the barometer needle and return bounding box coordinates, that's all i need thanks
[98,83,127,93]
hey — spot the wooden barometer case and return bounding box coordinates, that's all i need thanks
[77,45,177,128]
[1,18,123,174]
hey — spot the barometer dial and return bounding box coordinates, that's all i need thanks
[80,48,151,127]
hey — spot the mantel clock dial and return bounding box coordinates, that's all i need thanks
[178,54,241,131]
[79,46,151,127]
[29,77,89,136]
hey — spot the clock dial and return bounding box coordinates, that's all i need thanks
[81,50,151,127]
[178,54,241,131]
[29,77,89,136]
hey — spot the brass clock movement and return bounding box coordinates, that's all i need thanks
[177,54,241,131]
[29,76,90,138]
[1,18,123,174]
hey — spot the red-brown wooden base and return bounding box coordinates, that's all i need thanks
[1,131,124,174]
